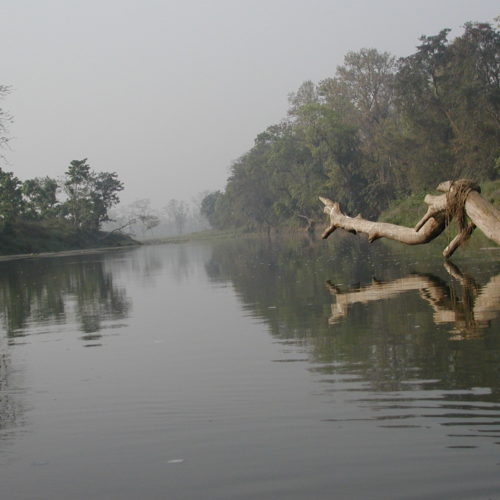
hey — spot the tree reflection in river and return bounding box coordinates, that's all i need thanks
[0,343,21,437]
[0,254,130,343]
[205,235,500,396]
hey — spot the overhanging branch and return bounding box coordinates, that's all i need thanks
[320,180,499,258]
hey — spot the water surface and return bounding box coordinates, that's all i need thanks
[1,236,499,499]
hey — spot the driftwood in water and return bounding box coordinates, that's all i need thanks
[320,180,500,258]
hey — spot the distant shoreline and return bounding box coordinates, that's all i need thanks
[0,244,140,263]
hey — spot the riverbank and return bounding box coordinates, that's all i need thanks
[376,179,500,252]
[0,220,138,257]
[142,229,252,245]
[379,179,500,227]
[0,244,140,262]
[129,180,500,251]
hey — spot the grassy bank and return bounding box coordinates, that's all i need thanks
[380,179,500,226]
[0,220,138,256]
[377,179,500,251]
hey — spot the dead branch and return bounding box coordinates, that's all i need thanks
[320,180,499,258]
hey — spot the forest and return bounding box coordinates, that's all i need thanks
[201,21,499,232]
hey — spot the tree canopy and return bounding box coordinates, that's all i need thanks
[202,21,499,232]
[0,159,124,238]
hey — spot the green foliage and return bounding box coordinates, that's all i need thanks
[0,156,127,255]
[395,23,500,187]
[1,77,128,254]
[202,20,499,232]
[0,218,136,255]
[200,190,224,227]
[381,179,500,226]
[22,176,59,220]
[0,168,23,231]
[378,190,429,227]
[62,159,123,232]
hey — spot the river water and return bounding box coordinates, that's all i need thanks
[0,235,499,500]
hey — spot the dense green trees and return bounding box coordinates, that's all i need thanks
[1,84,124,243]
[0,169,23,231]
[22,177,59,220]
[202,21,499,231]
[62,159,123,231]
[0,159,124,242]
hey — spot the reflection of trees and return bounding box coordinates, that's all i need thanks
[0,255,130,341]
[125,244,212,286]
[0,331,24,438]
[205,236,500,397]
[0,348,20,433]
[326,261,500,339]
[206,234,379,339]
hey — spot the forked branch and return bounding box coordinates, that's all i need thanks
[320,180,499,258]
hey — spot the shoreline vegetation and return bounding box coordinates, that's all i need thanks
[199,21,499,237]
[0,243,139,263]
[0,158,139,256]
[1,185,498,262]
[146,178,500,254]
[0,219,139,259]
[0,175,496,259]
[1,20,498,257]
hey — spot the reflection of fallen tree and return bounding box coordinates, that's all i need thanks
[326,262,500,339]
[320,180,500,258]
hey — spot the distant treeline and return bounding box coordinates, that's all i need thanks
[201,21,499,232]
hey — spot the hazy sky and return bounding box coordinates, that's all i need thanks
[1,0,498,208]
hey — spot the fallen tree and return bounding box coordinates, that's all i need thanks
[320,180,500,258]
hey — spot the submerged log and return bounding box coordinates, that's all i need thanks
[320,180,500,258]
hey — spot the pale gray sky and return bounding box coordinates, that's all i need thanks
[1,0,498,207]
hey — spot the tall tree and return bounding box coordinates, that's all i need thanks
[395,22,499,187]
[22,177,59,220]
[335,48,397,126]
[0,168,23,232]
[62,159,123,231]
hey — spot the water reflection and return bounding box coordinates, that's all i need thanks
[206,237,500,450]
[326,260,500,339]
[0,240,499,498]
[0,254,131,343]
[0,347,21,436]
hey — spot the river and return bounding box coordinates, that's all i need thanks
[0,234,499,499]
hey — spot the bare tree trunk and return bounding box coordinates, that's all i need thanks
[320,180,499,258]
